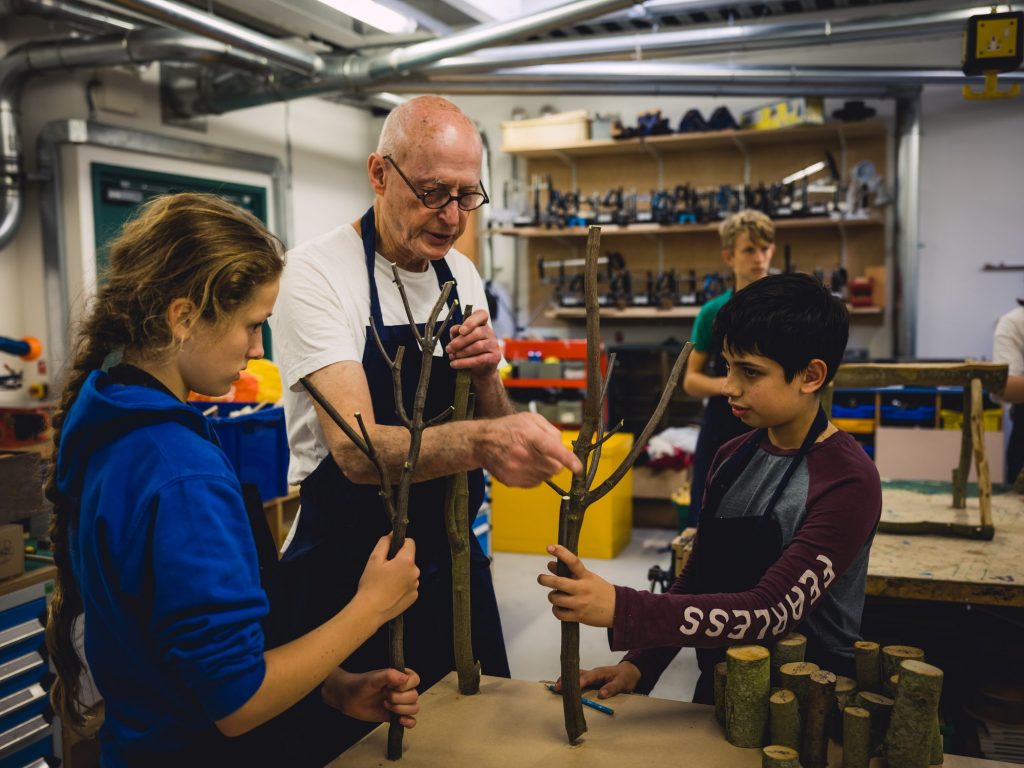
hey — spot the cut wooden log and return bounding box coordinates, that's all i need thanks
[843,706,871,768]
[779,661,820,721]
[885,660,944,768]
[725,646,771,748]
[762,745,801,768]
[802,669,837,768]
[714,661,728,728]
[881,646,925,697]
[854,640,881,693]
[771,632,807,686]
[856,690,894,753]
[769,689,801,750]
[930,715,944,766]
[833,675,858,743]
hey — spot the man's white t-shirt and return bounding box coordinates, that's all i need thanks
[270,222,490,485]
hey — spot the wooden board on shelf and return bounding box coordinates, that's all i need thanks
[501,118,888,158]
[545,304,882,322]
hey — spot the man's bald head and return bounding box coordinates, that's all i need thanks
[377,95,482,160]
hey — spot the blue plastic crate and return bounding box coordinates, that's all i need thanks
[195,402,289,502]
[880,405,935,423]
[831,403,875,419]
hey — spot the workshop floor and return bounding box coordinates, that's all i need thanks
[491,527,699,702]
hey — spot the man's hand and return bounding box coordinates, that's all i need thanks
[550,662,642,700]
[537,544,616,627]
[447,309,501,380]
[478,413,583,486]
[321,667,421,728]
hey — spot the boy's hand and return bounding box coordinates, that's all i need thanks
[537,544,616,627]
[357,535,419,625]
[550,662,642,700]
[322,667,421,728]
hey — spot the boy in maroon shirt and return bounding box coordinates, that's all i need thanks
[539,273,881,704]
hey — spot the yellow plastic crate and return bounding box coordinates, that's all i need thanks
[491,431,633,559]
[939,408,1003,432]
[833,417,876,435]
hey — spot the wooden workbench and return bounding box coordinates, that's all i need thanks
[867,486,1024,607]
[330,673,1016,767]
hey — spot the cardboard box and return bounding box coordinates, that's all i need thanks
[632,465,690,499]
[500,110,590,151]
[741,97,824,130]
[0,451,44,524]
[0,523,25,580]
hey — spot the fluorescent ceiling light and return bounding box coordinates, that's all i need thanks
[316,0,417,34]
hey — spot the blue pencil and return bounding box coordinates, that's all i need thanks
[545,683,615,715]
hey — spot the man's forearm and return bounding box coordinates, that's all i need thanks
[471,370,516,417]
[332,418,488,484]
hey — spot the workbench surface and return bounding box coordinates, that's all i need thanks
[867,487,1024,607]
[330,674,1015,767]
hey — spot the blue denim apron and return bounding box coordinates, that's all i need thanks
[280,207,509,766]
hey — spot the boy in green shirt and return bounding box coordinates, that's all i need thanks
[685,210,775,523]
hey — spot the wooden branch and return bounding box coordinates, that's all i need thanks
[391,265,424,346]
[724,645,770,748]
[588,421,625,453]
[425,406,454,428]
[545,479,568,496]
[971,377,993,529]
[843,705,871,768]
[769,689,800,750]
[444,335,480,695]
[371,319,411,428]
[300,377,369,455]
[587,341,693,506]
[801,669,836,768]
[884,660,944,768]
[854,640,881,694]
[770,632,807,687]
[876,520,995,540]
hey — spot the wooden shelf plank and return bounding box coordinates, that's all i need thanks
[489,216,883,238]
[501,119,887,159]
[545,304,883,322]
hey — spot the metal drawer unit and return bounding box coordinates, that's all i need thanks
[0,581,57,768]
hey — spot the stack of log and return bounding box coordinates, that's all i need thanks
[712,636,944,768]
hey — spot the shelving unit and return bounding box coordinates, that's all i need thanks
[501,339,607,428]
[495,119,891,328]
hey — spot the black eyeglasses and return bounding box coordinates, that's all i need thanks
[383,155,489,212]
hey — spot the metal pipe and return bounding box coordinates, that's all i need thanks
[418,6,977,75]
[346,0,642,86]
[104,0,322,75]
[387,61,1024,94]
[0,0,140,31]
[0,28,273,250]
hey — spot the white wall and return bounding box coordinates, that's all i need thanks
[916,89,1024,360]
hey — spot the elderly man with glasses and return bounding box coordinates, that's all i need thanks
[270,95,582,764]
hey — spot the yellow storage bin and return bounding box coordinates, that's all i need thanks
[939,408,1003,432]
[833,417,876,435]
[491,430,633,559]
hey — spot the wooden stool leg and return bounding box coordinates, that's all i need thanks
[952,383,972,508]
[970,378,993,530]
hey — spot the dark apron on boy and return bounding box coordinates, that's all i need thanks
[688,350,751,525]
[689,407,848,704]
[1007,403,1024,484]
[278,207,509,767]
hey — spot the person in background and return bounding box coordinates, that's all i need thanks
[45,193,420,767]
[992,300,1024,483]
[270,95,582,763]
[684,210,775,524]
[540,273,881,705]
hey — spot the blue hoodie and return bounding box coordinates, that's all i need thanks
[57,369,269,765]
